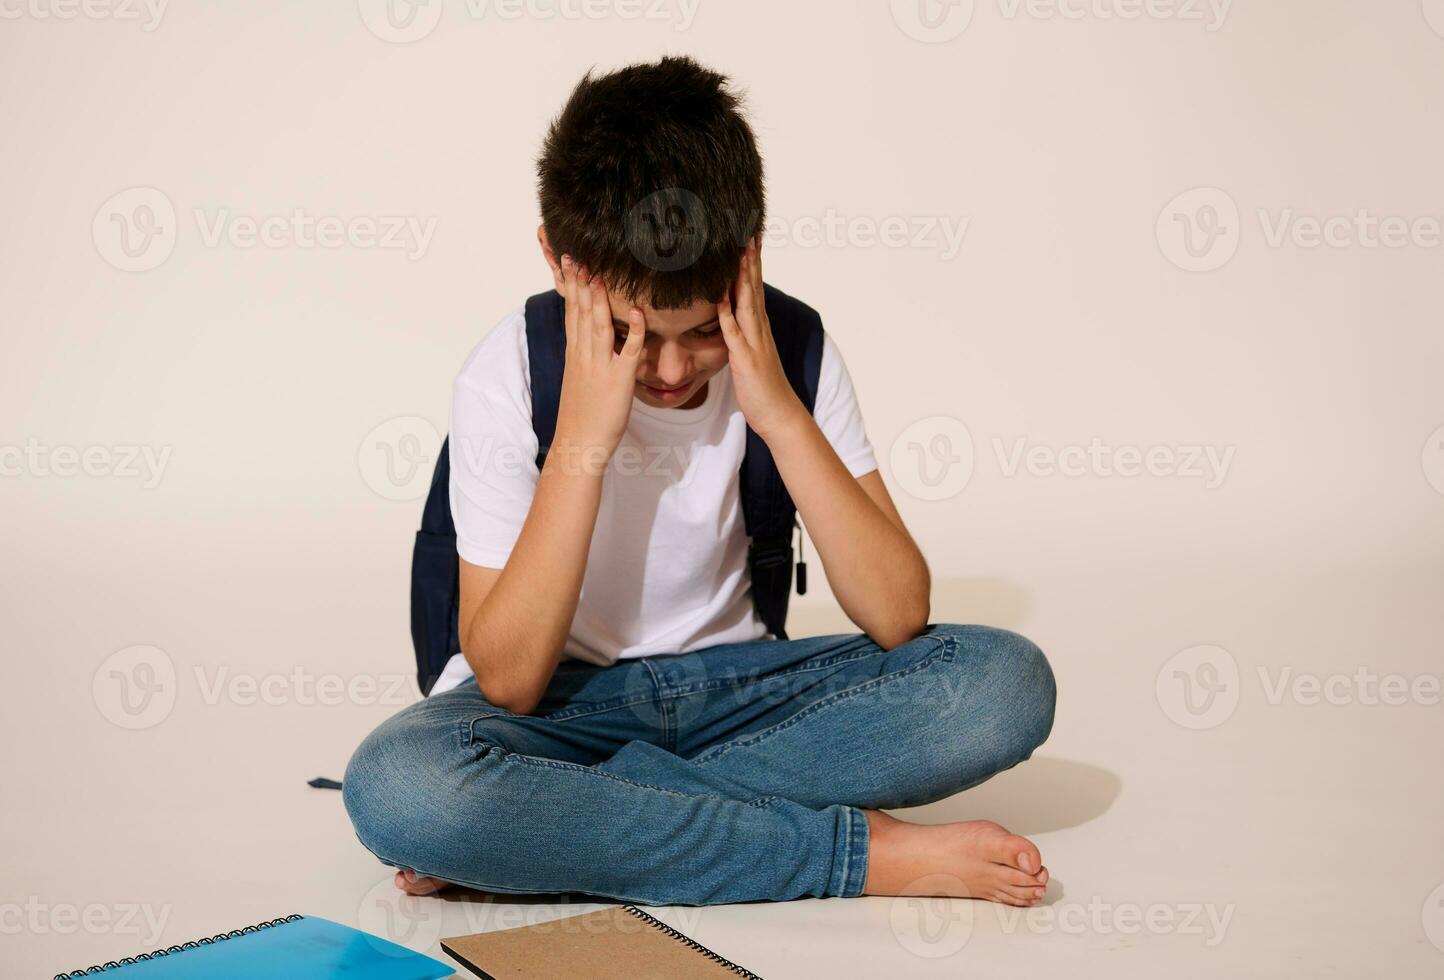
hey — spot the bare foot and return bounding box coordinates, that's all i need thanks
[860,810,1049,906]
[394,868,451,897]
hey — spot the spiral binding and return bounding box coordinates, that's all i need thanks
[621,905,764,979]
[53,914,304,979]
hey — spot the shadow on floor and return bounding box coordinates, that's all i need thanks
[889,756,1120,836]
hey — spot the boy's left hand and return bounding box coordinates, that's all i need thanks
[716,237,808,441]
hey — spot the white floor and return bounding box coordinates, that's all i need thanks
[8,565,1443,978]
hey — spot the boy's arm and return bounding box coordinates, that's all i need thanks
[458,430,607,715]
[763,417,930,649]
[457,256,646,715]
[716,239,930,649]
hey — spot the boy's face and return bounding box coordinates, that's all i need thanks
[539,225,730,411]
[601,291,729,410]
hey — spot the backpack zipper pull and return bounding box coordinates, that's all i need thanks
[795,517,807,595]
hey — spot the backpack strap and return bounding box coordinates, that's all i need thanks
[410,434,460,696]
[742,283,825,641]
[523,289,567,470]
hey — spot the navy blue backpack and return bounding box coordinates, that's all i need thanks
[410,282,824,695]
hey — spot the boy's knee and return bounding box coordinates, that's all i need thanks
[342,710,445,864]
[933,623,1057,757]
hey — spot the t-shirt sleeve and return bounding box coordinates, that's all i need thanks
[448,307,539,569]
[813,329,879,479]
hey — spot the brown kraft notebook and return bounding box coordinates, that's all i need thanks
[441,904,764,979]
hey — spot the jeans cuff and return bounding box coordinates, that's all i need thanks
[833,804,870,898]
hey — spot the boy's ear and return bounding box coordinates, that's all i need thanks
[537,225,563,291]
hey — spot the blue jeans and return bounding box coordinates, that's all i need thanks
[342,623,1056,907]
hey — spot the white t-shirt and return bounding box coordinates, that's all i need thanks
[430,301,878,695]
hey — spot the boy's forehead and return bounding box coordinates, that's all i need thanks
[603,291,718,333]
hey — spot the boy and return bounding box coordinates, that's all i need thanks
[343,55,1056,908]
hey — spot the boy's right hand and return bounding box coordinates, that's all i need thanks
[551,255,647,463]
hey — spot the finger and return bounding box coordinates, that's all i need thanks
[588,275,615,365]
[745,238,767,327]
[559,254,579,349]
[715,296,747,354]
[617,305,647,363]
[733,250,761,345]
[574,264,595,360]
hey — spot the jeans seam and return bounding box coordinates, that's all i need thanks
[688,633,957,767]
[840,805,869,897]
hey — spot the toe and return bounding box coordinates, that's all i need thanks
[1001,868,1041,888]
[983,830,1041,874]
[994,885,1037,906]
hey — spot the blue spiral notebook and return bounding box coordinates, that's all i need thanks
[53,914,454,979]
